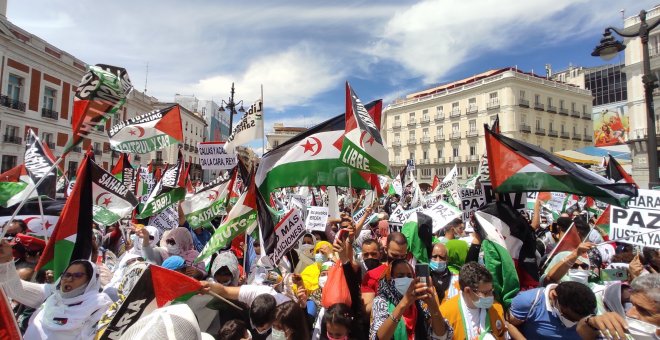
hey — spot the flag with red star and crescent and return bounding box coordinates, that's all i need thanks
[339,82,388,175]
[92,159,139,226]
[111,152,138,195]
[181,170,232,228]
[108,105,183,154]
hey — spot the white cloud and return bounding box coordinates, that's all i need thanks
[192,43,344,111]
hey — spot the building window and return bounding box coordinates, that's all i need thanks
[521,114,527,124]
[536,119,542,129]
[561,124,565,133]
[7,74,23,102]
[395,115,400,121]
[185,122,188,131]
[547,97,553,107]
[534,94,541,104]
[42,132,53,145]
[436,126,443,136]
[394,132,400,141]
[457,167,463,177]
[452,102,459,109]
[423,150,428,159]
[67,161,78,179]
[436,106,443,113]
[489,92,498,100]
[421,168,432,177]
[1,155,17,173]
[422,128,429,137]
[559,100,565,109]
[156,151,163,161]
[273,140,279,148]
[467,166,477,176]
[422,109,429,117]
[550,146,554,153]
[452,123,459,133]
[469,145,477,156]
[42,87,57,111]
[452,147,459,157]
[409,152,415,160]
[582,104,587,113]
[571,102,576,111]
[549,121,554,130]
[94,142,101,152]
[437,167,446,176]
[409,112,415,120]
[469,119,476,132]
[5,125,18,140]
[520,90,526,99]
[409,131,415,140]
[437,148,443,159]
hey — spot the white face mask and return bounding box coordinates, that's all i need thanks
[540,223,548,229]
[567,269,589,285]
[626,317,659,340]
[271,328,287,340]
[318,275,328,289]
[552,302,576,328]
[166,244,181,255]
[394,277,413,296]
[300,244,314,257]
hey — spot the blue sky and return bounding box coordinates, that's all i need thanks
[8,0,655,137]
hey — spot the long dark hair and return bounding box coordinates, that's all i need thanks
[275,301,310,340]
[320,303,353,339]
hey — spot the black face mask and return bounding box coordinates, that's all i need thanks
[363,258,381,271]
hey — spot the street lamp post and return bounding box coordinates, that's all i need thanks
[592,9,660,189]
[218,82,245,134]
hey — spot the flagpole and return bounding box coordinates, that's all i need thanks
[261,84,265,156]
[595,229,659,246]
[0,157,64,239]
[347,168,354,216]
[36,195,49,243]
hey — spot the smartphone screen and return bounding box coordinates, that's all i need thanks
[601,268,629,281]
[415,263,430,278]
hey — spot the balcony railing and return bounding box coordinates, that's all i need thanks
[450,132,461,139]
[466,129,479,137]
[582,111,591,120]
[547,105,557,113]
[71,146,82,153]
[452,156,461,163]
[534,102,545,111]
[407,120,416,127]
[535,128,546,136]
[571,110,581,118]
[421,159,430,165]
[3,135,21,144]
[434,158,445,164]
[392,140,401,147]
[0,95,26,112]
[560,131,570,139]
[487,99,500,110]
[518,99,530,107]
[393,121,402,129]
[434,114,444,121]
[584,135,593,142]
[467,155,479,162]
[41,108,59,119]
[421,136,430,144]
[572,133,582,140]
[420,116,430,124]
[466,105,478,115]
[450,108,461,118]
[407,138,417,145]
[558,108,569,115]
[520,124,531,133]
[548,129,558,137]
[434,135,445,142]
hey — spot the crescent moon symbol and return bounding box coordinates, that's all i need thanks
[210,190,220,200]
[359,131,367,148]
[23,217,38,225]
[136,126,146,138]
[95,192,111,205]
[310,137,322,156]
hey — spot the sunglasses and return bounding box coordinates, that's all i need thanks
[571,263,589,270]
[61,272,86,280]
[166,239,176,245]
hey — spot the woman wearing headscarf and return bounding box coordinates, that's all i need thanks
[128,225,161,257]
[0,240,112,339]
[102,253,145,301]
[369,259,452,340]
[301,241,334,293]
[445,239,468,300]
[141,226,207,278]
[294,233,317,274]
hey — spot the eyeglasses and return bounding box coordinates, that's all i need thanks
[61,272,87,280]
[166,239,176,245]
[472,287,494,296]
[571,263,589,270]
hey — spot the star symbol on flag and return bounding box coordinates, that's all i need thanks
[44,220,52,229]
[207,193,216,201]
[129,129,137,136]
[102,197,112,207]
[302,140,316,153]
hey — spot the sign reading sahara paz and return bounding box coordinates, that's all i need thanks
[610,189,660,248]
[459,183,526,222]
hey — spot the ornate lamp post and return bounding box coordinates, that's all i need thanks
[218,82,245,133]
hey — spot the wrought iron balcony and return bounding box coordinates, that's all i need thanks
[450,132,461,139]
[466,129,479,137]
[450,108,461,118]
[41,108,59,119]
[466,105,478,115]
[534,102,545,111]
[487,99,500,110]
[434,114,444,121]
[407,120,416,127]
[392,140,401,147]
[421,159,430,165]
[584,135,593,142]
[420,116,430,124]
[520,124,531,133]
[558,108,569,116]
[582,111,591,120]
[407,138,417,145]
[468,155,479,162]
[94,149,102,156]
[547,105,557,113]
[3,135,21,144]
[572,133,582,140]
[434,135,445,142]
[71,146,82,153]
[560,131,570,139]
[393,121,402,129]
[518,99,530,107]
[571,110,581,118]
[535,128,546,136]
[434,158,444,164]
[0,95,26,112]
[421,136,430,144]
[548,129,558,137]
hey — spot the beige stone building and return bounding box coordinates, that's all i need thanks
[265,123,307,152]
[382,67,593,184]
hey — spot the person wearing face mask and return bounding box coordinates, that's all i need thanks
[361,232,409,315]
[543,242,594,286]
[440,262,507,340]
[0,240,112,339]
[370,258,451,339]
[294,233,317,274]
[219,319,253,340]
[429,243,452,305]
[300,241,334,293]
[438,218,466,243]
[444,239,469,300]
[272,301,311,340]
[358,239,382,278]
[509,280,629,339]
[319,303,354,340]
[624,274,660,340]
[143,227,207,279]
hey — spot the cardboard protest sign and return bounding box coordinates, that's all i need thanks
[268,208,306,265]
[198,142,238,170]
[306,206,329,232]
[610,189,660,248]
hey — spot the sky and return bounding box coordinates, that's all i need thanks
[7,0,657,138]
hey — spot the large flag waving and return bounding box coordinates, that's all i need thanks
[256,101,381,200]
[0,288,21,340]
[484,125,637,207]
[340,82,388,174]
[223,97,264,152]
[181,174,231,228]
[195,179,258,263]
[91,161,139,226]
[35,152,95,279]
[606,154,637,187]
[111,153,138,194]
[70,65,132,150]
[24,129,57,199]
[109,105,183,154]
[136,152,186,219]
[0,164,36,208]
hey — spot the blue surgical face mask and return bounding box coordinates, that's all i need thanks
[315,253,327,263]
[429,260,447,273]
[473,295,494,309]
[271,328,287,340]
[394,277,413,296]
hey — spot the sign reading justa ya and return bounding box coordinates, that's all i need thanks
[610,189,660,248]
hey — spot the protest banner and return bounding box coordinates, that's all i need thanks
[148,206,179,232]
[198,142,238,170]
[290,194,307,220]
[459,183,526,222]
[423,199,463,233]
[389,205,424,225]
[268,208,306,265]
[609,189,660,248]
[306,206,329,232]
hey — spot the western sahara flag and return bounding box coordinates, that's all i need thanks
[484,125,638,207]
[223,97,264,152]
[70,65,132,150]
[0,164,37,208]
[25,129,57,199]
[0,198,63,237]
[111,153,138,195]
[182,174,231,228]
[91,161,140,226]
[595,205,611,236]
[108,105,183,154]
[340,82,388,175]
[195,180,258,263]
[474,202,538,302]
[35,152,95,280]
[256,101,381,200]
[0,288,20,340]
[402,199,462,263]
[136,152,186,219]
[98,265,202,340]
